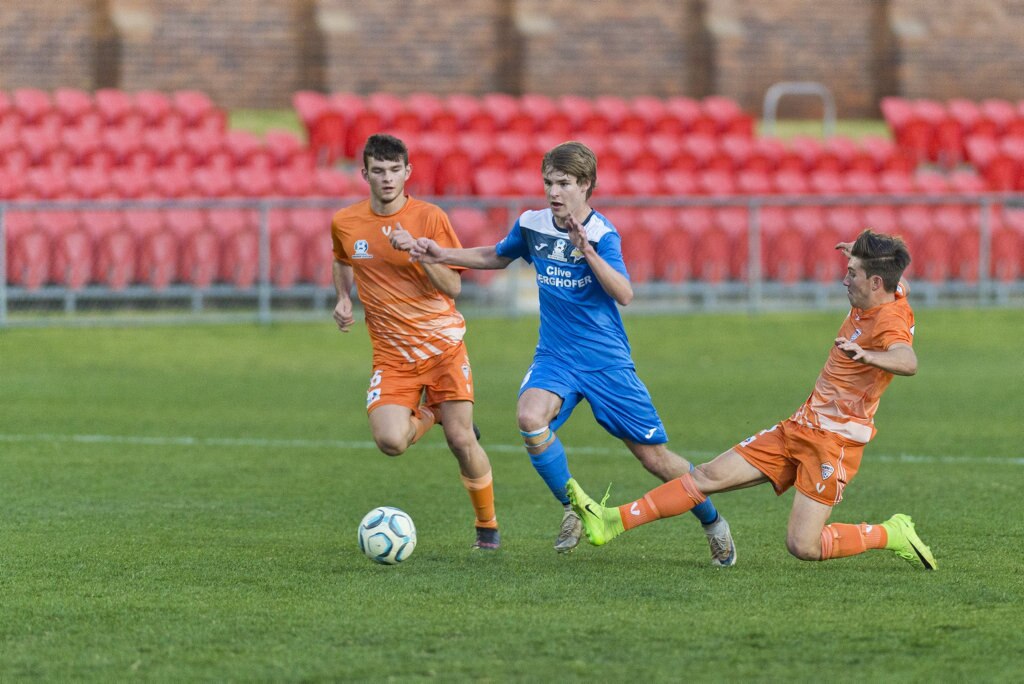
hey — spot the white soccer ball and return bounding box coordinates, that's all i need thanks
[358,506,417,565]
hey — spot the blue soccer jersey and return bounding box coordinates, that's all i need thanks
[495,208,634,372]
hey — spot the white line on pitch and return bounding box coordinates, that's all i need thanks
[0,432,1021,466]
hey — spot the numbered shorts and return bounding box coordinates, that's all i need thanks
[733,419,864,506]
[519,358,667,444]
[366,344,475,414]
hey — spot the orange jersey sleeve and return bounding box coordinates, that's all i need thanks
[792,290,915,444]
[331,196,467,365]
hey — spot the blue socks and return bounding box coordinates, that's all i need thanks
[528,436,572,505]
[689,463,720,525]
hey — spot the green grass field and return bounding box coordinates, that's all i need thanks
[1,308,1022,681]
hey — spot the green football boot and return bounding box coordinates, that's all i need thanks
[565,478,623,546]
[881,514,937,570]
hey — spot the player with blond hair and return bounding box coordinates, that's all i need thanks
[404,141,735,564]
[568,230,936,570]
[331,133,500,550]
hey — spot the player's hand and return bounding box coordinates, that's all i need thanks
[565,215,591,254]
[835,336,870,363]
[409,237,443,263]
[333,297,355,333]
[389,222,415,252]
[835,241,854,258]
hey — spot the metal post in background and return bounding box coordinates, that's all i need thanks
[748,201,763,313]
[762,82,837,138]
[257,201,271,325]
[0,204,7,329]
[978,198,992,304]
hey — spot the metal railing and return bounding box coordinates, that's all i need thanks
[2,192,1023,328]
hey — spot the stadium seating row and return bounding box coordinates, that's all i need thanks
[367,131,921,197]
[0,120,312,178]
[3,207,336,291]
[881,96,1024,168]
[0,163,359,201]
[466,165,988,198]
[10,203,1021,291]
[294,91,756,164]
[0,88,227,133]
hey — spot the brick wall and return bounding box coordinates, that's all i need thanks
[1,0,1023,116]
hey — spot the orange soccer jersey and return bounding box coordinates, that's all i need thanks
[791,284,915,444]
[331,196,467,366]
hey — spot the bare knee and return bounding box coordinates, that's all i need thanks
[516,405,549,433]
[786,534,822,562]
[374,435,409,457]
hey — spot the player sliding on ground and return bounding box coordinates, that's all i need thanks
[405,141,735,564]
[568,230,937,570]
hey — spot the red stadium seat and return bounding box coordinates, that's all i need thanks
[264,129,312,169]
[274,165,316,197]
[12,88,53,126]
[173,210,220,288]
[67,167,111,199]
[45,211,93,289]
[192,166,234,197]
[173,90,225,132]
[772,169,810,195]
[210,209,258,287]
[5,211,50,289]
[314,168,354,197]
[661,168,699,196]
[808,169,844,195]
[53,88,94,125]
[861,205,899,234]
[24,166,71,200]
[233,166,275,197]
[735,169,773,195]
[702,96,750,137]
[841,170,881,195]
[698,169,737,196]
[83,210,137,290]
[95,88,139,128]
[125,209,177,289]
[980,99,1017,135]
[135,90,178,128]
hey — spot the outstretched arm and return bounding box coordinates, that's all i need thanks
[410,238,513,270]
[566,215,633,306]
[834,339,918,376]
[389,223,461,298]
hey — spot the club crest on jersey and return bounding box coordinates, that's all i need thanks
[461,363,470,380]
[352,239,372,259]
[550,239,569,261]
[569,246,585,262]
[849,328,863,342]
[821,463,835,480]
[366,388,381,406]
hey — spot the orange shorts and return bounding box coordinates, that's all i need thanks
[733,419,864,506]
[366,344,475,414]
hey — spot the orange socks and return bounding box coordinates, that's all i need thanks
[820,522,888,560]
[461,470,498,529]
[620,472,707,531]
[411,405,438,444]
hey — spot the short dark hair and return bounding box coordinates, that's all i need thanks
[851,229,911,292]
[362,134,409,168]
[542,141,598,199]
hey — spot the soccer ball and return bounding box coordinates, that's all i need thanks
[358,506,417,565]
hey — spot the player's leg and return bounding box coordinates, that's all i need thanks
[427,347,500,550]
[586,368,736,564]
[517,363,585,552]
[365,366,437,456]
[788,427,936,569]
[438,400,500,549]
[568,448,766,546]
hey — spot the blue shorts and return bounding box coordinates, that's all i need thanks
[519,357,667,444]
